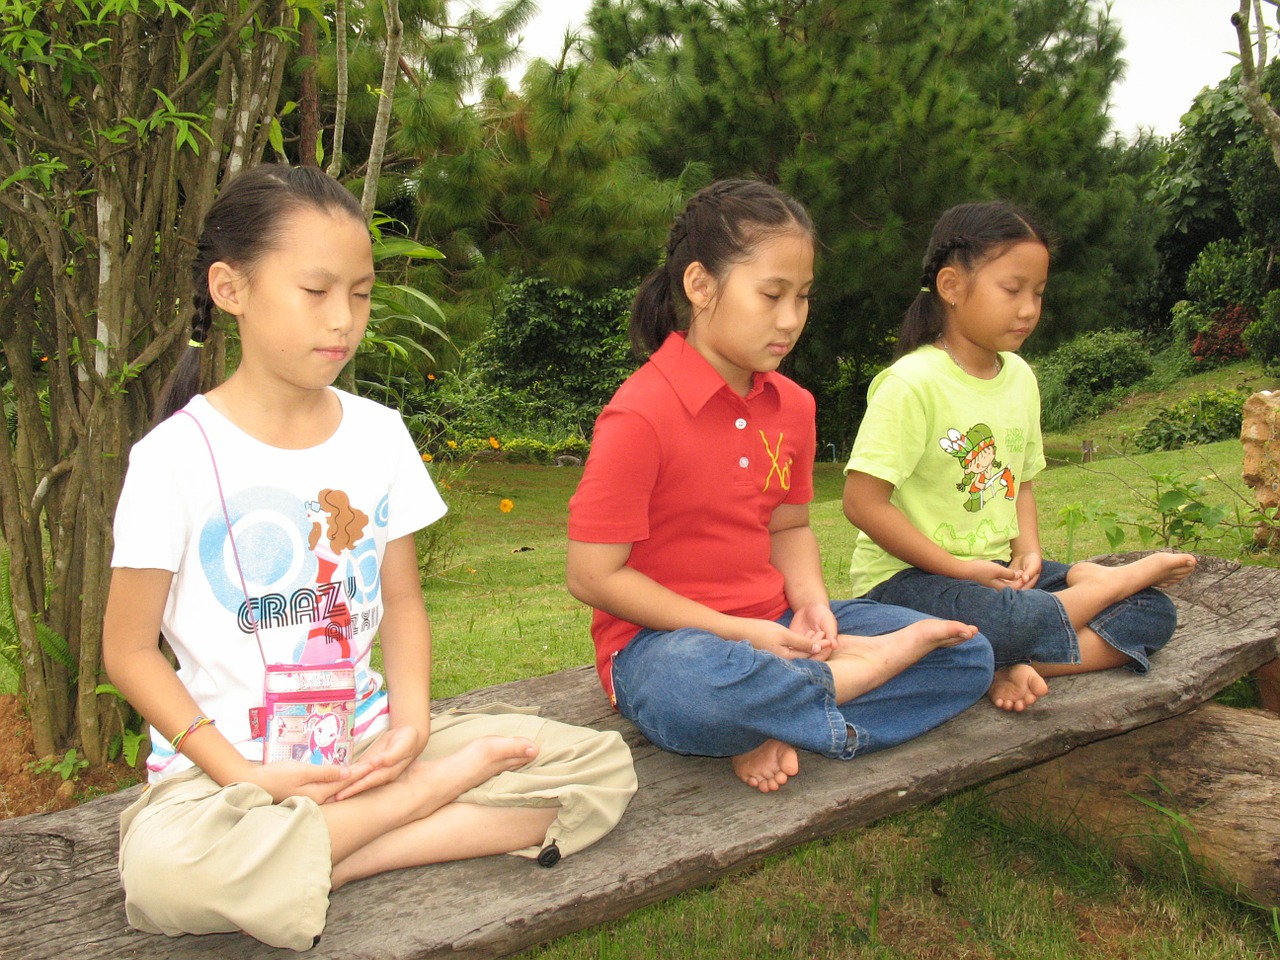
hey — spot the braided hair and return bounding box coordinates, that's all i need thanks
[630,179,814,358]
[153,165,365,425]
[897,201,1050,359]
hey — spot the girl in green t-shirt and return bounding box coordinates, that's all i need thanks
[843,201,1196,713]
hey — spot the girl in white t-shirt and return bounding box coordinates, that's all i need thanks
[103,165,634,951]
[843,201,1196,714]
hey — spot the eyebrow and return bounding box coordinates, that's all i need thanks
[302,267,376,285]
[757,276,814,286]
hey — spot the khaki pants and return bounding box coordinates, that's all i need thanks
[118,708,636,951]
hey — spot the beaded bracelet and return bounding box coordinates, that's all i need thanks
[171,715,215,753]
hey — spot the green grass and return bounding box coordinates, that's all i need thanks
[417,451,1279,960]
[517,791,1278,960]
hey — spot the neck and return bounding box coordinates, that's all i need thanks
[936,337,1001,380]
[206,374,343,449]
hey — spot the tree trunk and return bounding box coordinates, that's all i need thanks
[326,0,349,179]
[361,0,403,222]
[1234,0,1280,173]
[985,703,1280,908]
[299,17,320,166]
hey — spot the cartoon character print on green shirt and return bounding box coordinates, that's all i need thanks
[938,422,1017,513]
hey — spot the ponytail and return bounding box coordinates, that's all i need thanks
[630,179,814,360]
[153,291,215,426]
[630,266,679,357]
[897,290,944,359]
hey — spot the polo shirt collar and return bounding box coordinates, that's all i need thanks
[651,333,778,415]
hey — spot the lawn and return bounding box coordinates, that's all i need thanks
[418,446,1279,960]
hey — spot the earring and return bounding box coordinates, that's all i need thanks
[949,300,956,308]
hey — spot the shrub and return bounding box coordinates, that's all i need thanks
[1190,305,1252,366]
[472,279,637,438]
[1034,330,1154,426]
[1133,388,1249,452]
[1184,238,1269,313]
[551,437,590,462]
[1035,366,1086,432]
[501,438,553,464]
[1245,290,1280,371]
[1169,299,1211,346]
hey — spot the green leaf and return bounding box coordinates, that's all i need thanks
[269,117,285,160]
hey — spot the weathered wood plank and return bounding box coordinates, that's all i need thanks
[984,702,1280,907]
[1,556,1277,960]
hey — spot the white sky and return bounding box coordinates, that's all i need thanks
[483,0,1245,140]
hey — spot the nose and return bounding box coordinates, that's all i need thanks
[778,296,807,332]
[329,299,357,334]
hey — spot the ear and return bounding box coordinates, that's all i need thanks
[935,264,963,306]
[207,261,246,317]
[682,260,717,312]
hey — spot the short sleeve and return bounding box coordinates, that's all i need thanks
[385,414,447,541]
[845,372,929,489]
[111,427,196,571]
[567,405,661,544]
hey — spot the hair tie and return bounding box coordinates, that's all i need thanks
[666,219,690,259]
[188,339,205,349]
[919,285,930,294]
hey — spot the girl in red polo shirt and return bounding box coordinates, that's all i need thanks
[567,180,995,793]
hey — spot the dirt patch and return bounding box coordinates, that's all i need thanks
[0,694,142,821]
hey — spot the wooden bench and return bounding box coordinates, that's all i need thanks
[2,556,1277,960]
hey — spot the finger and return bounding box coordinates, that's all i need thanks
[332,774,385,802]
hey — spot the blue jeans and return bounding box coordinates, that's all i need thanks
[611,599,993,760]
[865,559,1177,672]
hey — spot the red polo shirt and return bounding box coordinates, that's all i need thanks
[568,333,816,699]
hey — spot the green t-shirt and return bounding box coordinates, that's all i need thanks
[845,345,1046,596]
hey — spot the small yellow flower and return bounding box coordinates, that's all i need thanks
[427,373,436,381]
[446,439,458,449]
[421,453,433,462]
[488,436,501,450]
[499,498,514,513]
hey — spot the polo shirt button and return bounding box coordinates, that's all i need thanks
[734,418,747,429]
[739,457,749,468]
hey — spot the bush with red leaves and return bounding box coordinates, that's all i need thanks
[1191,305,1252,365]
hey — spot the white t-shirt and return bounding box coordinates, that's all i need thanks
[111,390,445,781]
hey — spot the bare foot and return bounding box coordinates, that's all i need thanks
[731,739,800,793]
[988,663,1049,712]
[1069,553,1197,591]
[824,619,979,703]
[404,735,538,815]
